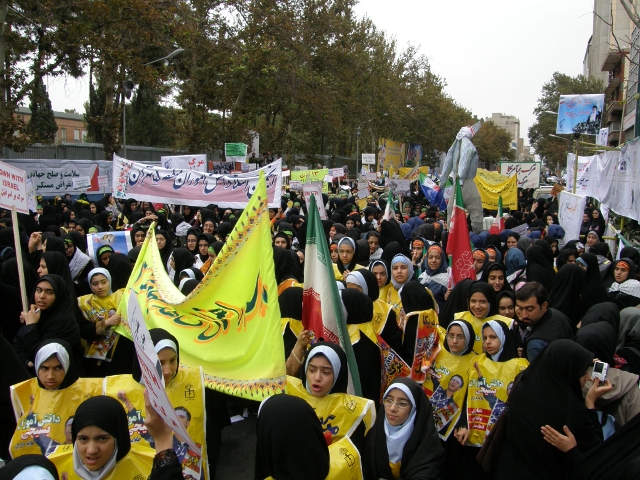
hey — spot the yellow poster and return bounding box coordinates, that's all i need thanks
[290,168,329,193]
[474,168,518,210]
[400,166,429,181]
[104,366,209,479]
[10,378,103,458]
[378,138,405,173]
[453,311,514,356]
[48,442,155,480]
[286,376,376,444]
[466,356,528,446]
[115,175,286,400]
[423,350,477,440]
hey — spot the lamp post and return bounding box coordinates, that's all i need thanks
[122,48,184,158]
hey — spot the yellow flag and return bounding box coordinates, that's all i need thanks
[116,173,286,400]
[473,168,518,210]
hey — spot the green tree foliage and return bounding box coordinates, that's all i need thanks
[27,78,57,143]
[529,72,604,173]
[472,121,516,169]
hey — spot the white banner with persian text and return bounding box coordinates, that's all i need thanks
[558,191,587,241]
[499,162,541,189]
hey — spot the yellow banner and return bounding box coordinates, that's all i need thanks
[286,376,376,443]
[104,367,209,479]
[10,378,103,458]
[290,168,329,193]
[400,166,429,181]
[473,169,518,210]
[467,356,528,446]
[453,312,514,356]
[378,138,405,173]
[116,174,286,400]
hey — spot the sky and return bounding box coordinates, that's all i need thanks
[46,0,596,148]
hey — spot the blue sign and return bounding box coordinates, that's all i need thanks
[556,94,605,135]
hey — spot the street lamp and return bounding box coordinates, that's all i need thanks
[122,48,184,158]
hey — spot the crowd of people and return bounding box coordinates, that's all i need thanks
[0,179,640,479]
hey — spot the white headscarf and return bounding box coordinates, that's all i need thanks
[483,320,505,361]
[447,320,472,356]
[390,254,414,289]
[345,271,368,296]
[35,343,70,377]
[304,346,341,395]
[73,443,118,480]
[383,382,417,464]
[87,268,112,295]
[14,466,56,480]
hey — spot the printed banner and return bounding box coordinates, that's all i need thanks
[7,159,113,196]
[409,310,441,383]
[601,142,640,222]
[378,138,405,173]
[115,175,286,400]
[473,169,517,210]
[386,179,411,196]
[225,143,247,163]
[556,94,605,135]
[454,312,514,356]
[302,183,327,220]
[290,168,329,194]
[466,356,528,446]
[86,231,133,266]
[161,154,207,172]
[379,336,411,401]
[10,378,103,458]
[0,161,28,214]
[499,162,541,189]
[400,166,429,181]
[566,153,592,196]
[404,143,423,167]
[558,191,587,241]
[112,155,283,209]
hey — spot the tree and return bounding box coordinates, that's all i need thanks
[529,72,604,173]
[27,78,57,143]
[472,120,515,169]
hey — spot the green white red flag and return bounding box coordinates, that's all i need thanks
[445,179,475,284]
[489,196,505,235]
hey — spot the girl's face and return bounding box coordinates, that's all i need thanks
[199,239,209,257]
[546,216,554,226]
[37,259,48,277]
[469,292,489,319]
[90,204,97,214]
[306,354,334,397]
[506,236,517,249]
[274,237,288,249]
[583,213,590,223]
[487,269,505,292]
[383,388,412,427]
[587,233,598,246]
[329,226,336,239]
[483,326,501,356]
[186,234,197,250]
[614,265,629,283]
[156,234,167,250]
[498,297,515,318]
[76,426,116,471]
[203,221,215,234]
[446,325,466,354]
[566,255,576,264]
[427,250,441,271]
[593,210,599,218]
[90,274,110,298]
[157,347,178,384]
[134,230,145,246]
[338,245,354,265]
[345,219,354,230]
[392,262,410,284]
[330,249,339,263]
[34,281,56,310]
[372,264,388,287]
[37,355,65,390]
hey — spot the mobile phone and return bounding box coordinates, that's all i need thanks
[592,361,608,384]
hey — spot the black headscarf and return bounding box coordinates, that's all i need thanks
[575,323,617,366]
[254,394,329,480]
[279,286,303,320]
[0,454,59,480]
[302,342,348,395]
[41,251,76,298]
[34,339,80,389]
[579,302,619,331]
[495,340,601,479]
[548,264,585,326]
[44,235,66,255]
[180,279,199,296]
[155,229,173,271]
[482,320,518,362]
[526,245,556,290]
[480,262,511,292]
[272,232,291,250]
[364,377,444,480]
[369,259,391,287]
[379,220,410,257]
[171,248,195,286]
[72,396,131,462]
[443,319,476,356]
[273,246,303,284]
[578,252,608,315]
[196,233,215,264]
[467,281,498,317]
[556,247,578,270]
[438,278,474,329]
[400,280,435,313]
[105,253,132,291]
[129,225,146,247]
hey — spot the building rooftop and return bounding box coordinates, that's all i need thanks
[17,106,84,121]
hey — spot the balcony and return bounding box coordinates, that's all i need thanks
[601,50,624,72]
[609,121,621,132]
[605,101,623,122]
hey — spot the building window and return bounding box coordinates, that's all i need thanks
[60,128,67,141]
[82,130,87,142]
[74,129,80,141]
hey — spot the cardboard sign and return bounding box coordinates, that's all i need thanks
[323,174,334,183]
[127,294,201,455]
[302,183,327,220]
[329,167,345,178]
[289,181,302,191]
[365,172,377,181]
[225,143,247,163]
[0,161,28,214]
[72,176,91,190]
[98,175,109,188]
[361,153,376,165]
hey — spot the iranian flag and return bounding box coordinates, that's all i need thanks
[302,194,362,395]
[382,189,395,221]
[489,196,505,235]
[442,178,453,205]
[446,179,475,284]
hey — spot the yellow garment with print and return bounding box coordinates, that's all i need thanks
[48,442,155,480]
[104,366,209,479]
[77,289,124,360]
[332,262,364,281]
[286,376,376,444]
[372,298,394,335]
[10,377,103,458]
[453,311,514,355]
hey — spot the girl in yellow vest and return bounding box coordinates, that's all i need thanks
[48,395,155,479]
[255,394,363,480]
[363,378,445,479]
[10,339,102,459]
[369,259,392,303]
[103,329,211,480]
[332,237,364,280]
